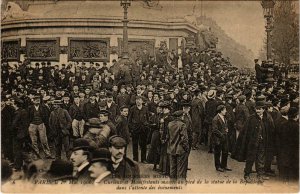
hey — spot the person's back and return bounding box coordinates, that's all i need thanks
[167,118,189,155]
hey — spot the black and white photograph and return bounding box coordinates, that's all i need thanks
[1,0,299,193]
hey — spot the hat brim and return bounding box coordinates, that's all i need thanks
[85,123,101,128]
[72,146,91,152]
[90,158,111,163]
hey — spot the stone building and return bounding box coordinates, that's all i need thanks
[1,0,199,66]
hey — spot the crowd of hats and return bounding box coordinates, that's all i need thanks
[1,49,299,116]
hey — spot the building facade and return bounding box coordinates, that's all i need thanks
[1,0,199,66]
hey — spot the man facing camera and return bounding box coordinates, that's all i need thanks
[212,105,231,172]
[108,135,140,181]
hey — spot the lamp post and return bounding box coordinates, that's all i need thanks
[261,0,275,60]
[120,0,131,60]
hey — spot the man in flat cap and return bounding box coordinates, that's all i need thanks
[49,100,72,159]
[212,105,231,172]
[108,135,140,181]
[167,110,189,181]
[88,148,113,185]
[70,138,94,184]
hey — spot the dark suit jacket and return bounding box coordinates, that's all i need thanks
[115,115,131,143]
[49,107,72,137]
[28,104,50,124]
[110,157,140,181]
[212,114,228,146]
[255,63,268,79]
[116,93,130,108]
[75,163,94,184]
[191,98,205,133]
[235,104,250,131]
[107,102,118,123]
[167,118,189,155]
[11,108,29,139]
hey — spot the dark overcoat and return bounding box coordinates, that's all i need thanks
[190,98,205,133]
[232,114,269,162]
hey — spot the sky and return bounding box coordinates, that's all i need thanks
[158,1,266,57]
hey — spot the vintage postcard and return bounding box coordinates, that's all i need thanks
[1,0,299,193]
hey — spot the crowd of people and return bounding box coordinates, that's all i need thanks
[1,47,299,186]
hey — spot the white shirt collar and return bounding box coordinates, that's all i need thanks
[107,102,112,108]
[77,161,89,173]
[94,171,111,185]
[218,113,225,123]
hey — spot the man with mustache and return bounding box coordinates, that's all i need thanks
[108,135,140,181]
[70,138,94,184]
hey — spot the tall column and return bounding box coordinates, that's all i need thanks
[121,0,131,59]
[266,16,272,60]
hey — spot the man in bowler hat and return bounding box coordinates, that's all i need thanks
[88,148,113,185]
[70,138,94,183]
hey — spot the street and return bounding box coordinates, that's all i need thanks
[127,143,299,193]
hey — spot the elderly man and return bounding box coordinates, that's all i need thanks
[88,148,113,185]
[70,138,93,183]
[108,135,140,181]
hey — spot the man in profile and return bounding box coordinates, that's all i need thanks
[70,138,93,184]
[88,148,113,185]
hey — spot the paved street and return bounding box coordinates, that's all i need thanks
[5,141,298,193]
[126,143,299,193]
